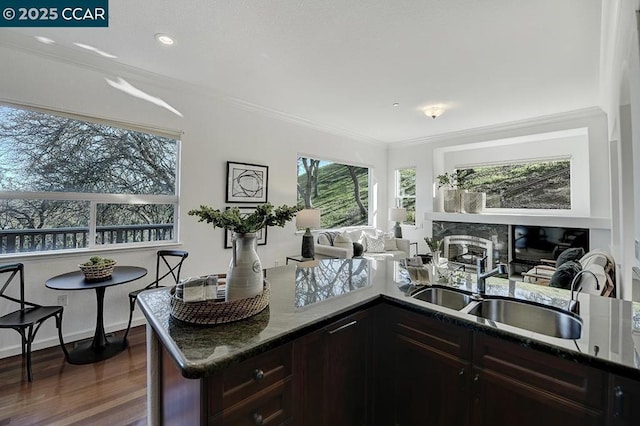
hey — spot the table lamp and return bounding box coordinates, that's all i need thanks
[389,207,407,238]
[296,209,321,259]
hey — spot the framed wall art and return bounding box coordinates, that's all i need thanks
[226,161,269,203]
[223,207,268,249]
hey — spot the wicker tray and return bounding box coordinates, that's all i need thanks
[169,280,270,325]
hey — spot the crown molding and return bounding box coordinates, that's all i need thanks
[389,106,606,149]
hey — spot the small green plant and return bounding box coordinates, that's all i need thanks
[424,236,442,253]
[83,256,115,267]
[188,202,300,233]
[436,171,468,190]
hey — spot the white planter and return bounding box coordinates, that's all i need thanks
[226,232,264,301]
[462,192,486,213]
[443,189,464,213]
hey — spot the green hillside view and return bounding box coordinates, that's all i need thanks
[298,161,368,228]
[461,160,571,209]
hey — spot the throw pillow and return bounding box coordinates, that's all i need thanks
[365,234,385,253]
[333,232,354,258]
[352,242,364,257]
[549,260,582,290]
[555,247,585,268]
[382,232,398,251]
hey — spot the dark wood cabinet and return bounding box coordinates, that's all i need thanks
[293,308,373,426]
[378,305,472,426]
[472,333,606,426]
[160,342,292,425]
[157,302,640,426]
[609,374,640,425]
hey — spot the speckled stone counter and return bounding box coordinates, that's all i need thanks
[137,258,640,381]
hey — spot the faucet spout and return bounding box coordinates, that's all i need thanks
[476,261,507,296]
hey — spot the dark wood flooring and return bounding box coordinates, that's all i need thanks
[0,326,147,426]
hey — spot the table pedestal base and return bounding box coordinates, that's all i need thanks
[67,337,128,365]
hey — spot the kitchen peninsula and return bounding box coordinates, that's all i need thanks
[137,259,640,425]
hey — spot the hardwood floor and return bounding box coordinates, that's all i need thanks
[0,326,147,426]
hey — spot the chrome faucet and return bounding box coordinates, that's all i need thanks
[475,257,507,296]
[568,269,599,315]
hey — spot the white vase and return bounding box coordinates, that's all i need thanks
[462,192,486,213]
[443,189,464,213]
[226,232,263,301]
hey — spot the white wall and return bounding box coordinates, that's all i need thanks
[0,46,388,357]
[600,0,640,299]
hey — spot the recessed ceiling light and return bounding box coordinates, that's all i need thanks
[155,33,175,46]
[392,102,400,107]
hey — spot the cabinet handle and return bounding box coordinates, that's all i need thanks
[253,369,264,381]
[328,320,357,334]
[614,385,624,418]
[458,369,465,376]
[252,412,263,425]
[473,373,480,382]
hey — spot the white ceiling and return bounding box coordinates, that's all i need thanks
[0,0,603,144]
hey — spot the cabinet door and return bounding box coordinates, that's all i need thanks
[473,334,606,426]
[378,305,472,426]
[293,309,371,426]
[472,368,604,426]
[390,331,470,426]
[609,375,640,425]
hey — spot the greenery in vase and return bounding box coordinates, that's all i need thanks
[188,203,300,234]
[424,236,442,253]
[436,171,469,190]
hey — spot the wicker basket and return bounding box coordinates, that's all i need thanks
[79,260,117,281]
[169,280,270,325]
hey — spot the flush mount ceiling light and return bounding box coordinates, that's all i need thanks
[424,106,445,119]
[34,36,55,45]
[155,33,175,46]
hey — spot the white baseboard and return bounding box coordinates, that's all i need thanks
[0,317,147,359]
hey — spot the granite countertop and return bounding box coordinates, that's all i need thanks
[137,258,640,380]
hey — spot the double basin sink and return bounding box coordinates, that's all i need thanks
[411,286,582,340]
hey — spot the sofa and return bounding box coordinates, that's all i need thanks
[314,226,410,260]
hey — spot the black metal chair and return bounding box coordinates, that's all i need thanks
[123,250,189,345]
[0,263,69,381]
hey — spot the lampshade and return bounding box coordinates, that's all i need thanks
[389,208,407,222]
[296,209,321,229]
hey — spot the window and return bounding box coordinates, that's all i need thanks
[395,168,416,224]
[457,160,571,210]
[0,104,180,255]
[297,156,369,228]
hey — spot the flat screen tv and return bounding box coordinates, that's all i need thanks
[512,225,589,265]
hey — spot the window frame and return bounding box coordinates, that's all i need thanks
[395,167,416,225]
[0,102,181,257]
[297,154,372,230]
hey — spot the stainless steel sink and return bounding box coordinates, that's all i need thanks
[411,286,474,311]
[466,297,582,339]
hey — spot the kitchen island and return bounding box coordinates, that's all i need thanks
[138,258,640,425]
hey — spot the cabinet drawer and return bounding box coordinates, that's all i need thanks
[391,307,472,360]
[211,379,292,426]
[215,343,292,410]
[474,334,606,409]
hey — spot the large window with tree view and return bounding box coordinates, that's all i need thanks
[456,159,571,209]
[0,104,179,255]
[297,156,369,229]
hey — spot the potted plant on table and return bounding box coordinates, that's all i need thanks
[188,203,300,301]
[424,236,443,265]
